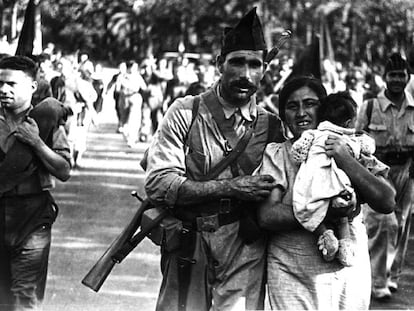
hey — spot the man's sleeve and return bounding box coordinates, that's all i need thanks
[144,96,194,207]
[52,125,71,164]
[268,112,286,143]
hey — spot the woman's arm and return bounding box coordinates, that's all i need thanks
[325,135,395,214]
[257,186,300,231]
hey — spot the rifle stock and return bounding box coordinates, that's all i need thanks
[81,192,147,292]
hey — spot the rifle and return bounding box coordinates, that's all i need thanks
[265,30,292,64]
[81,191,167,292]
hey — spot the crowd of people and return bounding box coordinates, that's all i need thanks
[1,5,414,311]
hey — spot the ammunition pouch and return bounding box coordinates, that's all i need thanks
[141,206,183,252]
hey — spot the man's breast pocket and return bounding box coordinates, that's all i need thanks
[185,148,209,178]
[368,123,389,146]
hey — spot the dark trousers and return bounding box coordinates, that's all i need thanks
[0,193,54,311]
[155,222,266,311]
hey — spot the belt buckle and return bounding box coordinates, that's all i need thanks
[219,198,232,213]
[196,214,219,232]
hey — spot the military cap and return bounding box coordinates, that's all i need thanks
[384,52,408,74]
[220,7,267,57]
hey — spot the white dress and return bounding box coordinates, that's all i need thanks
[260,141,371,310]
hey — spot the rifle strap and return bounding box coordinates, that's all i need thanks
[140,95,200,171]
[184,95,200,146]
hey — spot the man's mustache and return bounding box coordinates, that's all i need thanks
[231,80,257,91]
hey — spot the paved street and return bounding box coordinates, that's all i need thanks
[42,99,414,310]
[44,101,161,311]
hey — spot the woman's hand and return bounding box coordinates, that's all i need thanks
[325,134,395,214]
[324,135,354,168]
[325,190,357,221]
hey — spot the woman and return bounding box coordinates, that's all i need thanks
[258,76,395,310]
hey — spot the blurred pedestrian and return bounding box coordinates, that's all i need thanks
[91,63,105,114]
[119,61,147,146]
[0,56,71,310]
[106,62,127,133]
[356,52,414,300]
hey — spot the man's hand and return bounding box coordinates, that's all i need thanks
[14,116,41,147]
[231,175,278,202]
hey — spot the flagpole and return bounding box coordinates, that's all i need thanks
[33,0,42,54]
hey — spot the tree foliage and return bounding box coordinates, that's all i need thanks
[5,0,414,66]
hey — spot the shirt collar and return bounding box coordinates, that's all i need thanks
[377,89,414,111]
[214,81,257,121]
[0,105,33,122]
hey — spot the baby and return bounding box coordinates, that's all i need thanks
[291,91,375,266]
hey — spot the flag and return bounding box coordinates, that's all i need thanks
[288,34,321,81]
[15,0,36,56]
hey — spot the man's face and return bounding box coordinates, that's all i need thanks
[0,69,37,113]
[218,50,265,106]
[385,69,410,94]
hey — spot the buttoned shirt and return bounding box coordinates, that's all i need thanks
[217,85,256,136]
[0,104,71,190]
[144,82,258,207]
[355,89,414,151]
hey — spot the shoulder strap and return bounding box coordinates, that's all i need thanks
[141,96,200,172]
[364,98,375,131]
[184,95,200,145]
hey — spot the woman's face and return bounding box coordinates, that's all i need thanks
[284,86,321,139]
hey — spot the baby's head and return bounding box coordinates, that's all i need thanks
[318,91,357,128]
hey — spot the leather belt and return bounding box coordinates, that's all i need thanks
[193,198,240,214]
[181,210,241,232]
[175,198,242,232]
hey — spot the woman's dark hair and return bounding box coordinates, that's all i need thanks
[278,76,327,121]
[317,91,357,127]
